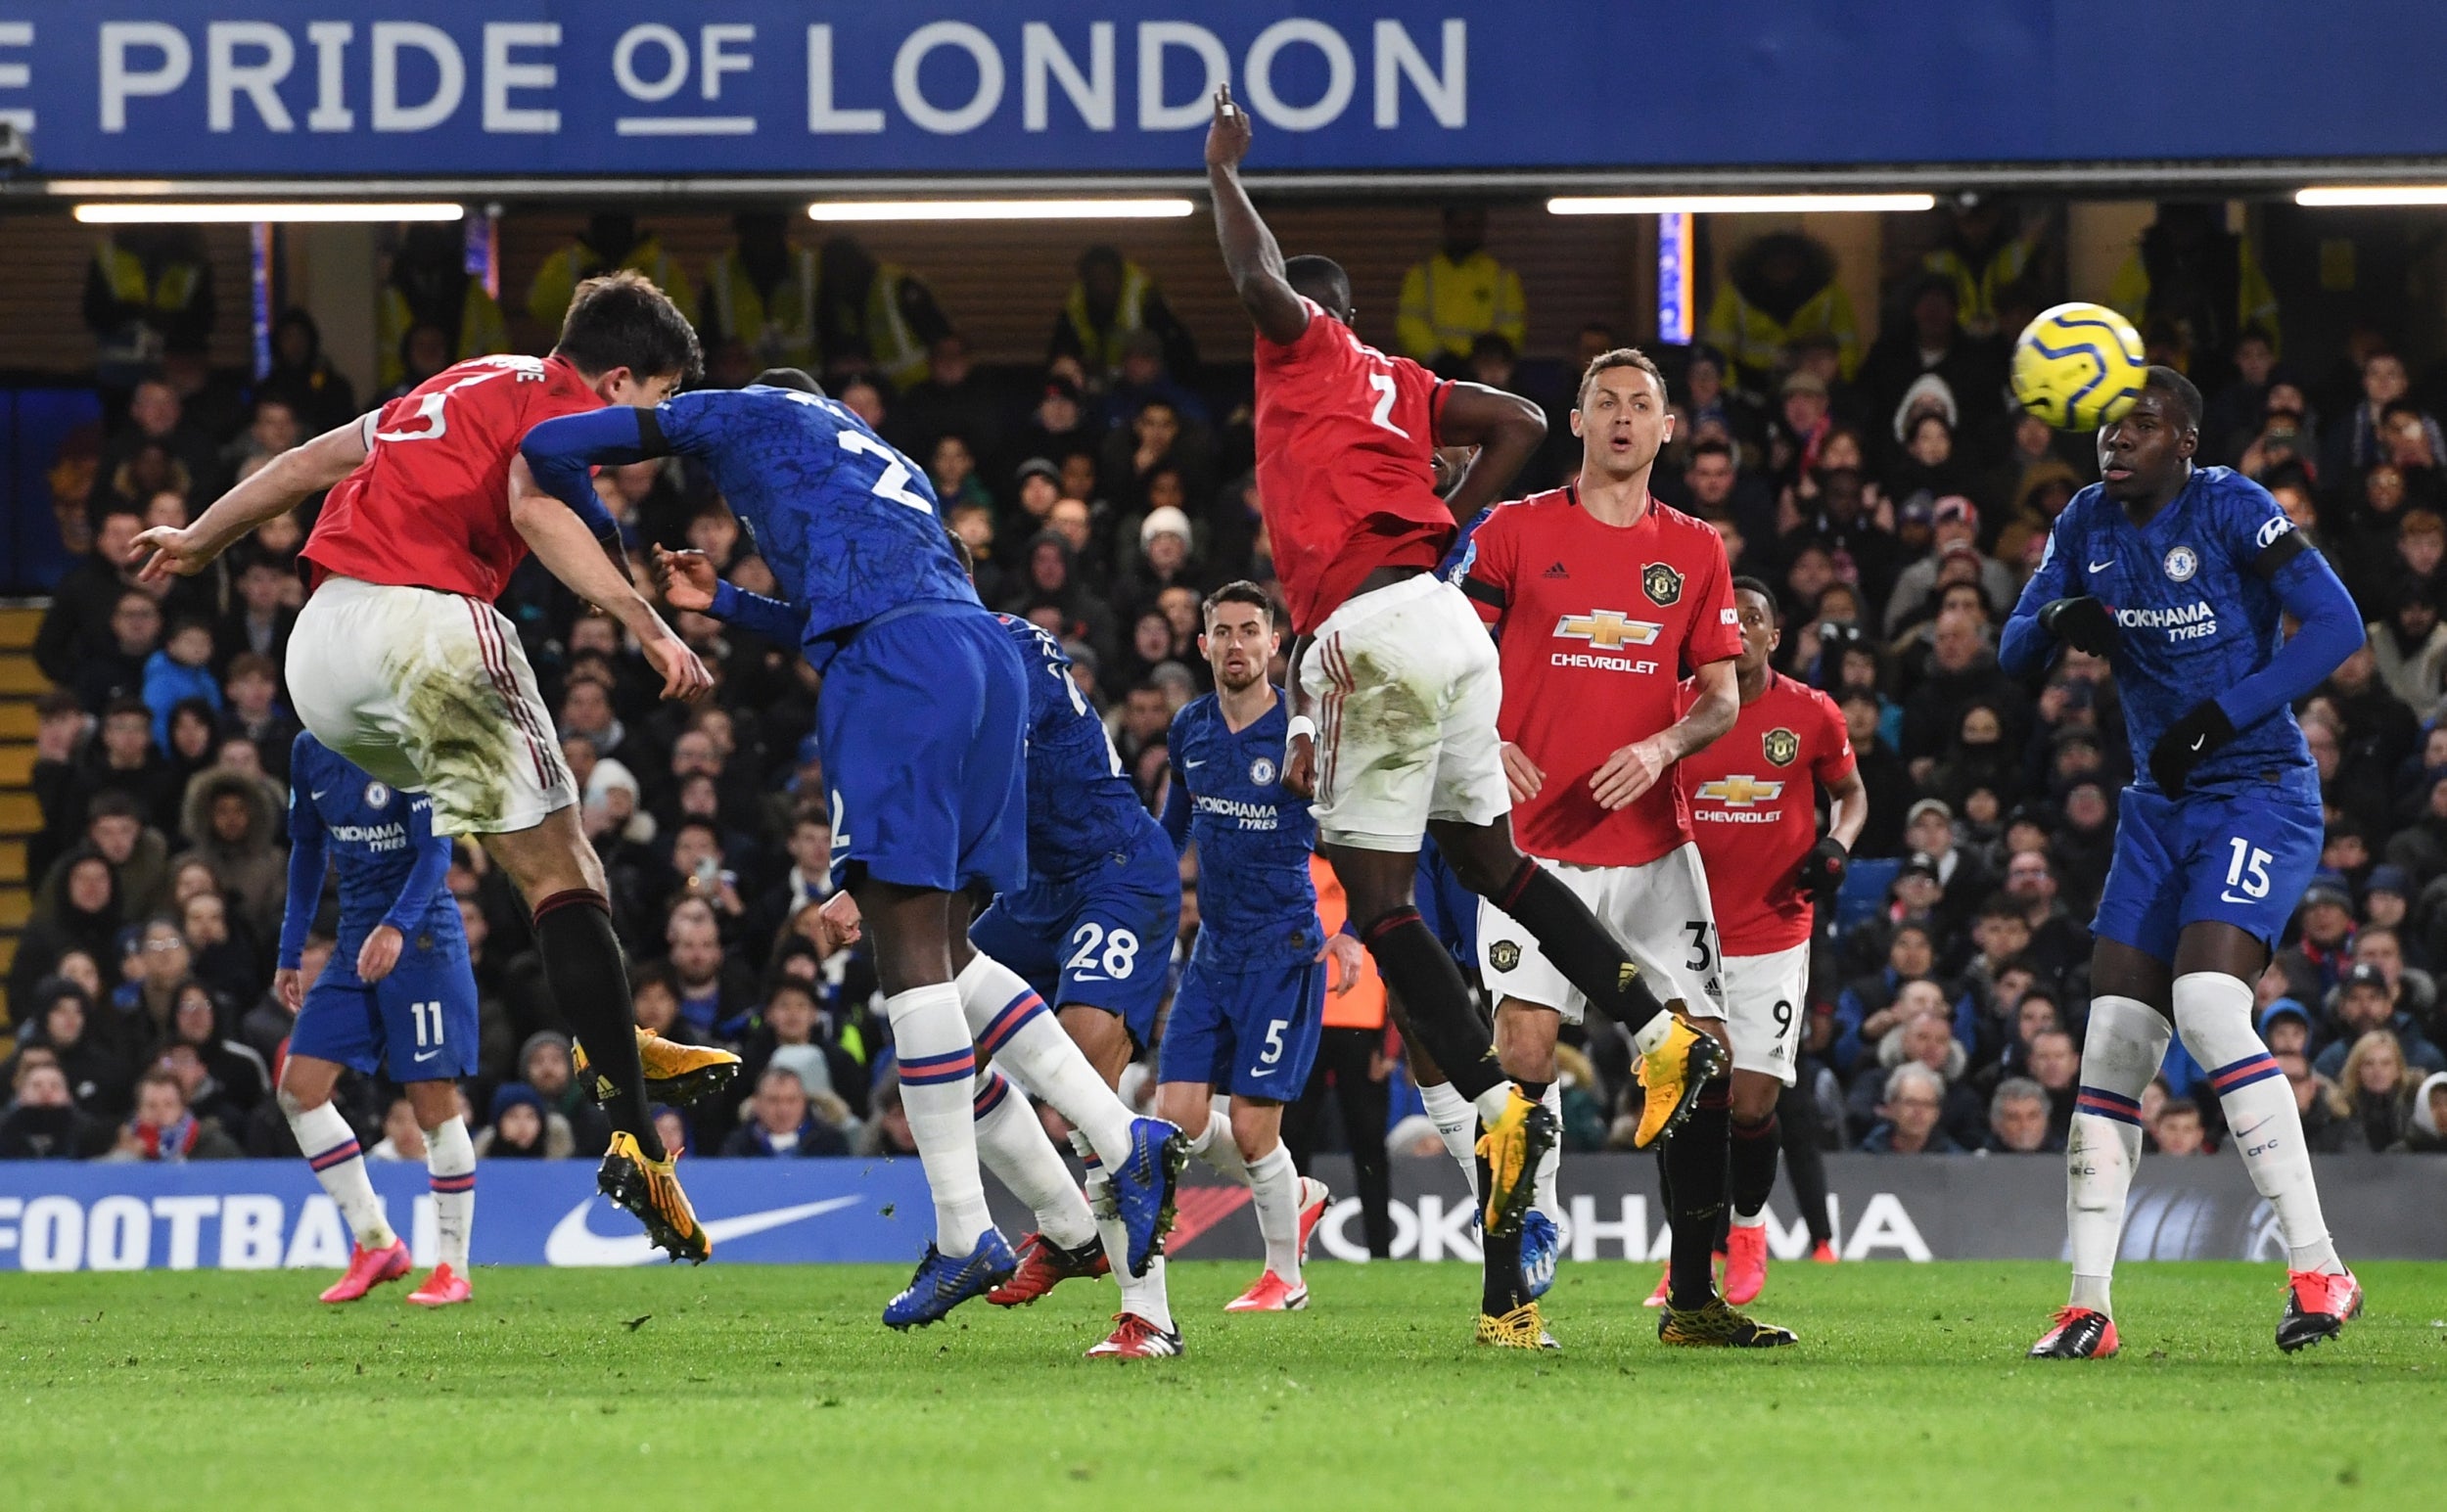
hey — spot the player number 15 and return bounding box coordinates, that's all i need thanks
[2224,837,2274,900]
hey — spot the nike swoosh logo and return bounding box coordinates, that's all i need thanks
[310,790,328,801]
[1184,759,1205,768]
[412,1048,442,1063]
[2191,735,2207,752]
[2234,1116,2273,1139]
[1249,1067,1278,1077]
[2219,890,2257,904]
[544,1194,860,1266]
[2088,559,2115,572]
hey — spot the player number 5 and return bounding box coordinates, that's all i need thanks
[1259,1019,1289,1065]
[2224,837,2274,899]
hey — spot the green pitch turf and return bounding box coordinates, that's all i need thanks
[5,1260,2443,1510]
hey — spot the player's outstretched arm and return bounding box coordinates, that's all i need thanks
[132,418,369,581]
[508,456,712,703]
[520,405,665,539]
[274,765,328,1013]
[653,546,804,642]
[1205,86,1308,345]
[1433,383,1547,526]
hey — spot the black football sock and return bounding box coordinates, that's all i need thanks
[1730,1111,1781,1220]
[1359,909,1502,1102]
[1778,1081,1834,1247]
[534,889,663,1162]
[1490,859,1670,1036]
[1664,1078,1733,1310]
[1478,1154,1526,1316]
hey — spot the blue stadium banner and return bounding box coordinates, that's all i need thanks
[4,1155,2441,1271]
[0,2,2442,179]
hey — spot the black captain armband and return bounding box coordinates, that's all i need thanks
[634,407,672,459]
[1461,574,1507,609]
[2249,522,2311,578]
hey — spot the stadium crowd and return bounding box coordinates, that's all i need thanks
[7,206,2447,1189]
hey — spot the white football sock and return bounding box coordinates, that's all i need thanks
[2173,971,2343,1275]
[1534,1082,1562,1217]
[1078,1131,1172,1333]
[1190,1108,1252,1187]
[1247,1140,1303,1284]
[2065,994,2170,1315]
[290,1099,393,1249]
[972,1070,1097,1251]
[424,1115,475,1271]
[1472,1082,1515,1128]
[956,952,1137,1164]
[886,984,993,1257]
[1418,1079,1481,1200]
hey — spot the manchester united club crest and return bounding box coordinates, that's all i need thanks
[1762,727,1800,766]
[1641,562,1685,606]
[1490,939,1523,972]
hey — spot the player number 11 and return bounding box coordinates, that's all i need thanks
[410,1000,446,1047]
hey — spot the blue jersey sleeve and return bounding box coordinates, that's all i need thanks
[1999,511,2074,677]
[516,404,654,539]
[708,579,807,643]
[2210,499,2360,729]
[379,797,452,937]
[278,749,327,971]
[1160,710,1193,851]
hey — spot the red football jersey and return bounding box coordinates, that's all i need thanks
[303,354,604,603]
[1460,487,1739,867]
[1676,670,1856,954]
[1253,298,1454,634]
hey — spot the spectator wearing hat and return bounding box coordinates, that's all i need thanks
[2278,872,2359,1003]
[1902,797,1994,938]
[2258,999,2316,1059]
[474,1082,575,1159]
[1860,273,2009,458]
[2402,1070,2447,1152]
[1000,457,1066,568]
[1883,497,2017,634]
[2314,961,2446,1079]
[1114,505,1200,620]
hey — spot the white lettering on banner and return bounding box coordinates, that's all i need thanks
[0,1195,18,1254]
[99,21,190,133]
[1568,1194,1649,1260]
[305,22,352,131]
[284,1196,351,1268]
[1022,21,1113,131]
[614,23,688,102]
[1244,19,1354,132]
[21,1195,82,1270]
[373,22,463,133]
[1373,19,1465,127]
[1841,1192,1931,1260]
[207,21,294,132]
[1412,1194,1481,1261]
[483,22,558,134]
[87,1196,152,1270]
[806,23,883,133]
[894,21,1002,135]
[1137,21,1228,130]
[702,23,755,100]
[153,1195,217,1269]
[0,21,35,133]
[218,1193,284,1269]
[412,1194,439,1266]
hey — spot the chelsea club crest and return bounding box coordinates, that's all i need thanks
[1250,756,1278,786]
[364,780,391,808]
[2162,544,2198,582]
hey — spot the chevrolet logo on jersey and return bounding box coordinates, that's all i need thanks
[1551,610,1662,649]
[1695,775,1785,807]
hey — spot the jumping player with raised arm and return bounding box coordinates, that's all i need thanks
[131,274,736,1262]
[521,371,1183,1337]
[1207,88,1723,1350]
[2002,368,2366,1357]
[276,733,481,1306]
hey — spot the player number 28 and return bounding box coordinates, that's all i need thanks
[409,1000,446,1047]
[2224,837,2275,900]
[1065,923,1140,982]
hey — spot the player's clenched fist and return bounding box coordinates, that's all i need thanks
[653,545,720,612]
[1205,85,1251,169]
[2038,595,2117,657]
[813,890,864,952]
[1282,726,1316,799]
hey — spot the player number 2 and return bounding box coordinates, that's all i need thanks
[410,1000,445,1047]
[837,428,935,513]
[1365,371,1410,438]
[2225,837,2274,899]
[1065,924,1139,982]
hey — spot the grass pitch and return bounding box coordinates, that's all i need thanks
[6,1260,2443,1510]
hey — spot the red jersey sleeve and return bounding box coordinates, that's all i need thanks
[1458,508,1518,628]
[1684,530,1741,670]
[1810,687,1858,785]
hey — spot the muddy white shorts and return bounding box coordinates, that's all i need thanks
[1476,845,1726,1026]
[1299,573,1510,851]
[1720,939,1811,1085]
[287,575,576,838]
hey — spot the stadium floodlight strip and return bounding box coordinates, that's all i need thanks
[2296,185,2447,206]
[1548,193,1938,215]
[73,202,465,225]
[808,198,1196,223]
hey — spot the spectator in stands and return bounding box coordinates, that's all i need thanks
[378,221,509,392]
[474,1082,574,1159]
[2274,1050,2363,1153]
[1859,1062,1961,1153]
[141,616,220,749]
[2107,203,2279,381]
[719,1066,852,1158]
[214,554,298,673]
[172,766,284,943]
[1051,245,1199,387]
[1003,379,1100,501]
[894,334,1003,461]
[368,1096,429,1162]
[697,210,816,374]
[1986,1077,2060,1153]
[75,591,162,712]
[811,234,948,391]
[253,309,357,435]
[2404,1072,2447,1153]
[106,1067,242,1161]
[10,849,122,1025]
[1832,921,1939,1075]
[84,227,216,398]
[1884,498,2014,634]
[2150,1096,2208,1156]
[526,210,694,337]
[1853,989,1987,1147]
[854,1074,918,1157]
[1707,232,1861,389]
[178,889,258,1006]
[1861,275,2008,453]
[657,898,758,1042]
[18,978,133,1121]
[1008,529,1119,668]
[2314,963,2445,1078]
[2326,349,2444,479]
[2337,1031,2417,1150]
[514,1031,610,1157]
[1396,206,1525,374]
[0,1059,108,1160]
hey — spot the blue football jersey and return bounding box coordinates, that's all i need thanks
[2007,467,2313,795]
[996,614,1154,883]
[279,732,460,966]
[1164,690,1322,968]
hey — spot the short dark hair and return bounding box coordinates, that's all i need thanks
[1687,437,1736,464]
[754,367,823,395]
[1283,254,1351,312]
[1202,579,1275,626]
[1731,575,1779,614]
[2158,1096,2202,1123]
[554,270,702,385]
[941,526,975,577]
[2142,365,2203,432]
[1578,347,1668,406]
[87,790,144,824]
[103,697,150,725]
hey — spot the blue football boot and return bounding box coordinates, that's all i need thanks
[882,1228,1018,1330]
[1518,1210,1560,1301]
[1105,1117,1190,1277]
